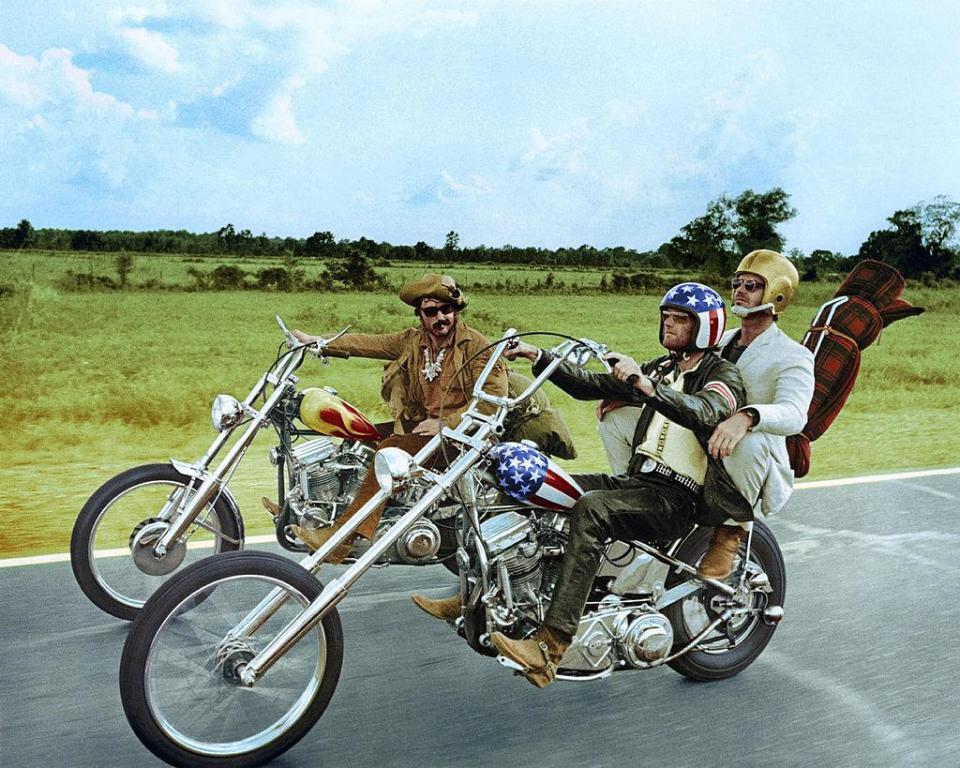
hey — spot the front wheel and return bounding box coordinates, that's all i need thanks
[71,463,242,621]
[120,551,343,768]
[663,519,785,681]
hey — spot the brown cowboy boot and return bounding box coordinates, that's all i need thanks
[698,525,745,580]
[410,593,462,621]
[290,524,354,564]
[490,626,571,689]
[261,497,281,517]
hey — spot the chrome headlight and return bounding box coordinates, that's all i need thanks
[211,394,244,431]
[374,447,414,494]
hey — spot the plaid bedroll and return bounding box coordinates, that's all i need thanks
[786,259,925,477]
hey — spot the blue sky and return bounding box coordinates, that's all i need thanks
[1,1,957,255]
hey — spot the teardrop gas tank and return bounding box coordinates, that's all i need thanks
[489,441,583,511]
[299,387,380,441]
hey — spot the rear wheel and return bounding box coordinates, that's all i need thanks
[664,520,785,681]
[71,464,242,620]
[120,551,343,768]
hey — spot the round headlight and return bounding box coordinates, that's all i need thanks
[211,394,243,431]
[374,447,414,494]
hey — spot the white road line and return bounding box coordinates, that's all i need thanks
[794,466,960,489]
[3,466,958,569]
[0,534,278,569]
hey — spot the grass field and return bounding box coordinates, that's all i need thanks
[0,254,954,558]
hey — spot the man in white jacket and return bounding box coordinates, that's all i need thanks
[698,249,815,578]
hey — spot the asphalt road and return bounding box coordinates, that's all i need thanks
[2,471,959,768]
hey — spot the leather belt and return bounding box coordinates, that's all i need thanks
[637,457,702,494]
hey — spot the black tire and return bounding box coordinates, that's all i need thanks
[71,463,242,621]
[663,520,785,681]
[120,551,343,768]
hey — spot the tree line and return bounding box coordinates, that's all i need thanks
[3,189,958,280]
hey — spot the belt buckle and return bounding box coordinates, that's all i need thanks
[639,457,657,474]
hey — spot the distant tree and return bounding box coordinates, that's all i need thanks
[799,249,845,281]
[217,224,238,253]
[303,230,336,258]
[444,230,460,259]
[14,219,35,248]
[71,230,105,251]
[732,188,797,254]
[414,240,433,261]
[857,206,954,278]
[321,249,385,290]
[661,188,797,274]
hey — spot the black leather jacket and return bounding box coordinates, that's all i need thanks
[533,350,753,523]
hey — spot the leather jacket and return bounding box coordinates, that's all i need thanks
[533,350,753,522]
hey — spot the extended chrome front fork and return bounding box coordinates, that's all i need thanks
[237,439,483,686]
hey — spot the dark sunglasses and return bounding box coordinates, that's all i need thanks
[420,303,455,318]
[731,277,765,291]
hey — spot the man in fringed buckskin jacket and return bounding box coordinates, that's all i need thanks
[417,282,749,688]
[287,273,509,562]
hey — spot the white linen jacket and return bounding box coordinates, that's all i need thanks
[719,323,814,516]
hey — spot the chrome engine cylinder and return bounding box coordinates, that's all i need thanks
[480,511,543,593]
[292,438,340,502]
[337,442,375,500]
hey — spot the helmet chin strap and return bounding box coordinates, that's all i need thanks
[731,302,774,318]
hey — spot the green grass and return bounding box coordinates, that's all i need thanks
[0,265,953,558]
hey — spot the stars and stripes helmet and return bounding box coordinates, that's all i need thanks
[488,442,583,511]
[659,282,727,351]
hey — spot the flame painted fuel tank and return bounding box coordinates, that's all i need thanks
[299,387,380,441]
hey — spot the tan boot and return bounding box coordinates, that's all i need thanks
[698,525,745,580]
[261,497,281,516]
[410,593,462,621]
[290,525,354,564]
[490,626,571,689]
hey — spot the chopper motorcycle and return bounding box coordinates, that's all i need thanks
[71,317,444,621]
[119,329,786,768]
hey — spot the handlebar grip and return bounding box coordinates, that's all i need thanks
[321,347,350,359]
[626,374,639,386]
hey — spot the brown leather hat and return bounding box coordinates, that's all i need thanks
[399,273,467,310]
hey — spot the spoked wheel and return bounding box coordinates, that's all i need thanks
[71,464,242,621]
[120,551,343,768]
[663,520,786,681]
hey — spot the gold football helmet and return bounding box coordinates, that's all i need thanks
[735,249,799,316]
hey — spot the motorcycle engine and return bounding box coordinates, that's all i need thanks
[291,438,340,503]
[478,511,543,612]
[287,438,374,521]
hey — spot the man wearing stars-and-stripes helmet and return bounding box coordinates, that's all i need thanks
[482,281,751,688]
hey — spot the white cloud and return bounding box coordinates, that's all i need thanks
[0,43,161,195]
[108,4,172,26]
[250,76,305,144]
[522,118,591,177]
[0,44,48,108]
[0,44,156,120]
[441,171,491,196]
[118,26,180,73]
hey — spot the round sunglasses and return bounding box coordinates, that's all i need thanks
[731,278,765,292]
